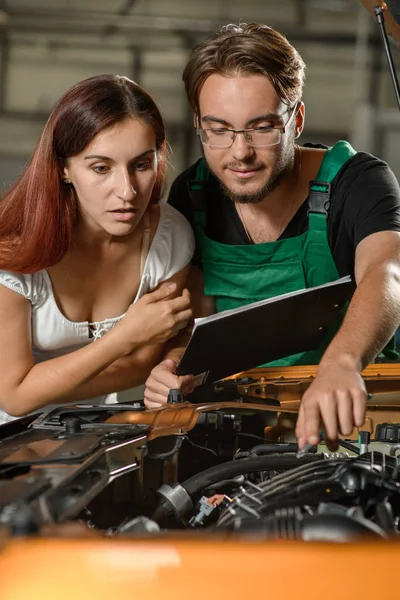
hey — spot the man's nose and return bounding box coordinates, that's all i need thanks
[229,132,255,161]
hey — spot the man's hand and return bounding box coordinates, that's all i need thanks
[144,359,195,408]
[295,360,367,449]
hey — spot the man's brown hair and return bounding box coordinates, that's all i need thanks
[183,22,306,121]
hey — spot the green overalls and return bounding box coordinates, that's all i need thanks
[189,141,398,366]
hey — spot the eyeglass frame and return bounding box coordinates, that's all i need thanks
[195,102,299,149]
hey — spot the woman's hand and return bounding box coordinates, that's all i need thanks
[119,282,192,351]
[144,358,195,408]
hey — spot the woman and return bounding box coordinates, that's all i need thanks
[0,74,194,423]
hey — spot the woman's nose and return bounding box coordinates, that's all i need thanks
[116,170,136,200]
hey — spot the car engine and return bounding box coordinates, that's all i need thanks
[2,365,400,545]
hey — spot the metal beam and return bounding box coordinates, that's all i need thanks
[0,6,368,45]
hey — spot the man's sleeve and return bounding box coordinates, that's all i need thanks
[167,170,202,268]
[344,157,400,248]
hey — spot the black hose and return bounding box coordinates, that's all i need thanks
[153,454,323,523]
[234,443,299,460]
[255,470,338,506]
[257,459,339,493]
[203,475,246,494]
[182,454,322,497]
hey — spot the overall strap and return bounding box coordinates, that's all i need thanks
[188,159,211,211]
[193,158,210,188]
[188,158,212,228]
[308,140,357,230]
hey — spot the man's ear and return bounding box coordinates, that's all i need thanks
[295,101,305,139]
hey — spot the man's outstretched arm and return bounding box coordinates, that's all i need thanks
[296,230,400,448]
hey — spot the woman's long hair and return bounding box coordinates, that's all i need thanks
[0,74,167,273]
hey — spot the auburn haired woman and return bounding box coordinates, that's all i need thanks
[0,74,193,423]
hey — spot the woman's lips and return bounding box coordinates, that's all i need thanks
[110,208,137,221]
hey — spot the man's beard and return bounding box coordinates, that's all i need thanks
[219,161,291,204]
[205,148,294,205]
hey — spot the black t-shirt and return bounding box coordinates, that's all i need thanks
[168,146,400,278]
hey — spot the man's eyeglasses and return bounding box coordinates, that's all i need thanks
[196,104,298,149]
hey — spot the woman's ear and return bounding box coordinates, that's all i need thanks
[62,166,71,184]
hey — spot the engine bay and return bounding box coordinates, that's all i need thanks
[2,364,400,545]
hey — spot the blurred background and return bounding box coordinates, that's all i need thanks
[0,0,399,192]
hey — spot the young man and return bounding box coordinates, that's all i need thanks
[144,23,400,450]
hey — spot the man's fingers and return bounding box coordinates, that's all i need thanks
[353,389,367,427]
[323,429,339,452]
[337,391,354,436]
[303,399,322,445]
[318,395,338,442]
[296,370,367,449]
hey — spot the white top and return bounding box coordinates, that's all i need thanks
[0,202,194,424]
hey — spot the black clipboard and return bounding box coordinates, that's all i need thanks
[176,276,355,384]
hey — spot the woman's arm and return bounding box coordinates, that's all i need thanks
[144,265,216,407]
[0,271,191,416]
[69,265,192,400]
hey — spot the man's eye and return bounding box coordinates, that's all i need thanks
[210,128,229,135]
[254,126,275,133]
[92,165,109,174]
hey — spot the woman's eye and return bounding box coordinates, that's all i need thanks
[92,165,109,174]
[135,161,151,170]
